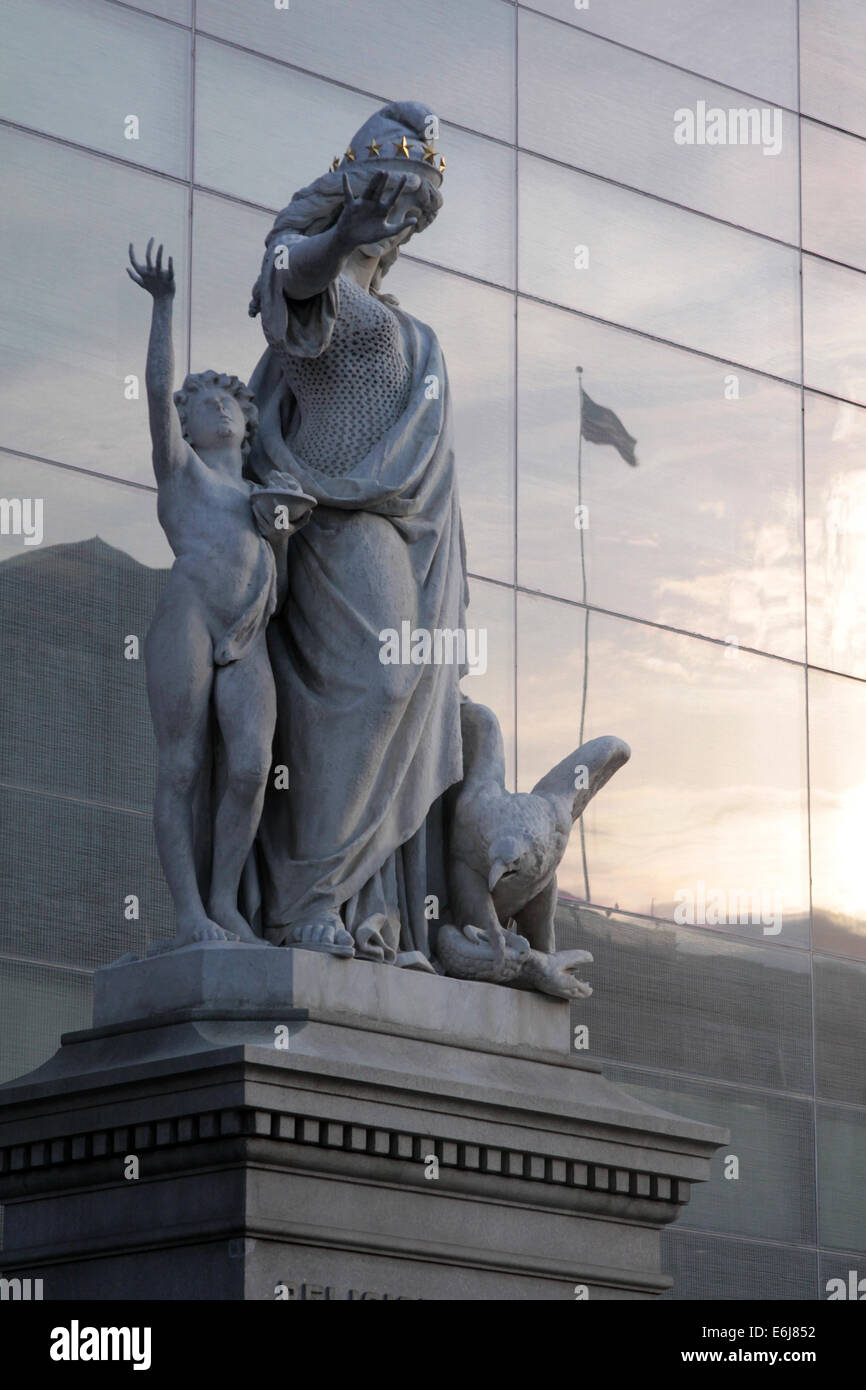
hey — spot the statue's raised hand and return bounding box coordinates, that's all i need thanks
[127,238,175,297]
[335,171,418,252]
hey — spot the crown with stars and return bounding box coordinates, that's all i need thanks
[328,100,446,181]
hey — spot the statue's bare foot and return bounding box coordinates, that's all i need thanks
[272,912,354,958]
[514,948,593,1000]
[209,899,272,946]
[176,914,238,945]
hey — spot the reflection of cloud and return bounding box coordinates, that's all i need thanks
[566,780,807,918]
[641,654,699,683]
[520,152,801,379]
[518,600,811,921]
[804,258,866,406]
[813,468,866,672]
[656,515,805,656]
[517,298,804,660]
[831,401,866,444]
[811,785,866,921]
[806,396,866,677]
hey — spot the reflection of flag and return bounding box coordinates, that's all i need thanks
[580,385,638,466]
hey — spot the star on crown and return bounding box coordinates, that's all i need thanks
[331,134,446,176]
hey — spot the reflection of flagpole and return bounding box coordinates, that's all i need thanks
[576,367,588,609]
[576,366,591,904]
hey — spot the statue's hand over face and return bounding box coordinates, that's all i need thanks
[335,171,418,253]
[127,239,175,298]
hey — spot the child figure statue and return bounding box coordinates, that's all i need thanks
[128,239,314,946]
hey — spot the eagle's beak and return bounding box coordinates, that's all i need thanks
[488,860,507,892]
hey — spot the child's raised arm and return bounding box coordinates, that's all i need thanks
[127,240,187,481]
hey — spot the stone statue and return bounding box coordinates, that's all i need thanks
[439,700,629,998]
[242,101,466,967]
[129,101,631,998]
[127,239,314,948]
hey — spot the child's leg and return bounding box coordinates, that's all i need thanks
[146,589,234,943]
[209,630,276,941]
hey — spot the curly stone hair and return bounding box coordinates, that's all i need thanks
[173,370,258,457]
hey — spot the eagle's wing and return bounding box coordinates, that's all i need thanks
[531,735,630,830]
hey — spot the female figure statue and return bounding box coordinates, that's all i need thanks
[242,100,629,995]
[244,102,465,968]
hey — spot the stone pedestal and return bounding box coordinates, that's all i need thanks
[0,945,725,1300]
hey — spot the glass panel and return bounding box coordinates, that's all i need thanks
[460,578,515,790]
[0,0,190,178]
[0,958,92,1085]
[0,453,169,813]
[805,394,866,679]
[194,40,513,288]
[518,153,801,380]
[128,0,190,21]
[518,11,798,244]
[809,668,866,961]
[195,0,515,141]
[814,955,866,1105]
[0,787,166,973]
[517,596,811,943]
[194,41,374,210]
[610,1065,816,1244]
[522,0,798,110]
[802,123,866,272]
[390,260,514,584]
[191,193,273,386]
[555,902,812,1092]
[662,1231,818,1301]
[803,256,866,407]
[517,299,804,660]
[818,1105,866,1252]
[0,128,189,483]
[405,125,513,289]
[800,0,866,140]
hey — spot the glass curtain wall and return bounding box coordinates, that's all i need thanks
[1,0,865,1300]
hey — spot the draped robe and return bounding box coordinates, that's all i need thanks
[242,249,468,964]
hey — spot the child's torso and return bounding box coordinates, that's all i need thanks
[159,459,271,627]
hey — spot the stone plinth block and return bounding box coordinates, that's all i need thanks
[0,946,726,1300]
